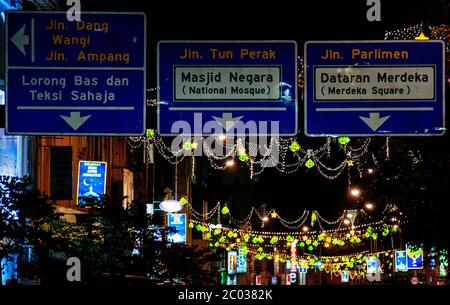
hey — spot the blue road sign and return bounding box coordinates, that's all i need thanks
[158,41,297,136]
[305,41,445,136]
[77,160,107,207]
[6,11,146,135]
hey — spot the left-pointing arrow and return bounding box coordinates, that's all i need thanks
[60,112,91,131]
[11,24,29,56]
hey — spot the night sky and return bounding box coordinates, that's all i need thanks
[83,0,449,221]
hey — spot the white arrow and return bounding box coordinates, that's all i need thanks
[60,112,91,131]
[11,24,29,56]
[359,112,391,132]
[212,112,243,131]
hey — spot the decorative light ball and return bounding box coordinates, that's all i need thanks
[289,141,301,152]
[305,159,315,168]
[179,197,188,205]
[182,141,192,151]
[221,205,230,215]
[338,136,351,145]
[239,154,249,162]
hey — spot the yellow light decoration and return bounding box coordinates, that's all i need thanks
[415,32,429,40]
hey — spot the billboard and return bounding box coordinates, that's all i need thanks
[236,248,247,274]
[395,251,408,272]
[76,161,107,207]
[406,243,423,269]
[167,213,187,243]
[227,251,237,275]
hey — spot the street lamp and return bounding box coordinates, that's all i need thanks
[225,159,235,167]
[343,218,351,225]
[302,226,309,232]
[218,134,227,141]
[365,202,375,210]
[350,187,361,197]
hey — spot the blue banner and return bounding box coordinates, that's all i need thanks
[406,243,424,269]
[395,251,408,272]
[167,213,187,244]
[76,161,107,207]
[236,248,247,274]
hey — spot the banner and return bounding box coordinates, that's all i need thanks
[167,213,187,243]
[77,161,107,207]
[395,251,408,272]
[227,251,237,275]
[406,243,423,269]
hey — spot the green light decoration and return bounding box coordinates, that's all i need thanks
[289,141,301,152]
[146,129,155,138]
[214,242,219,247]
[299,242,305,248]
[188,222,194,229]
[205,233,211,239]
[279,258,286,263]
[219,236,226,243]
[258,236,264,243]
[311,212,317,227]
[179,196,188,205]
[338,136,351,145]
[213,228,221,235]
[227,231,234,238]
[286,235,293,242]
[239,154,249,162]
[313,241,319,247]
[372,233,378,240]
[182,141,192,151]
[257,247,263,252]
[252,237,259,244]
[308,245,314,252]
[243,234,250,242]
[270,236,279,244]
[305,159,315,168]
[382,228,390,236]
[306,239,312,245]
[221,205,230,215]
[318,234,324,241]
[196,224,203,231]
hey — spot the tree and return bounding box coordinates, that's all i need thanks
[0,176,57,285]
[49,196,220,285]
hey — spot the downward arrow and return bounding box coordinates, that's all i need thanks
[60,112,91,131]
[11,24,29,56]
[359,113,391,132]
[212,113,243,131]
